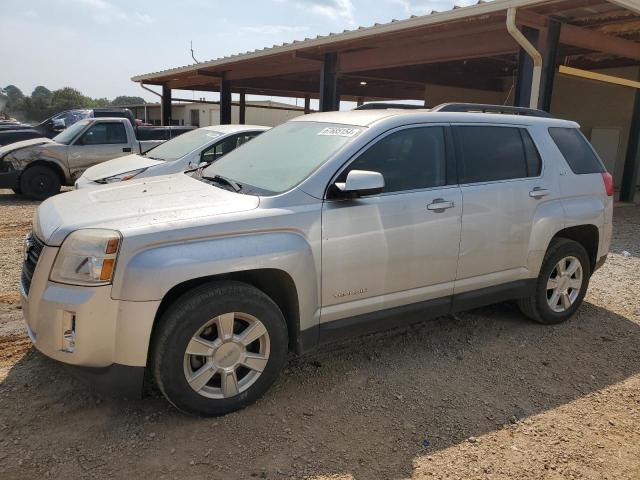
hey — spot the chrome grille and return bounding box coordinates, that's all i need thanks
[21,233,44,295]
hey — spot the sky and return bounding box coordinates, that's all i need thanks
[1,0,480,104]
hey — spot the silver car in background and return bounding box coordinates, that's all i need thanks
[75,124,268,188]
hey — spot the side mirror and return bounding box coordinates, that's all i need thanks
[52,118,66,132]
[334,170,385,197]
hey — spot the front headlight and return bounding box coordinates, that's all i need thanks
[50,229,121,286]
[98,168,147,184]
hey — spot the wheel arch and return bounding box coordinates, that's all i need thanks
[21,159,68,185]
[149,269,302,362]
[550,224,599,273]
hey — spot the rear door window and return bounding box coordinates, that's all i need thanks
[454,126,540,183]
[548,127,604,174]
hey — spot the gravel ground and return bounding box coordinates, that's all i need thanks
[0,189,639,480]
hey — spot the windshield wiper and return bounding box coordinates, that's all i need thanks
[201,174,242,192]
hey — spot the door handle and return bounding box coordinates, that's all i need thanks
[427,198,455,212]
[529,187,550,198]
[122,147,132,153]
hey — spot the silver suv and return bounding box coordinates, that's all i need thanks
[21,104,613,416]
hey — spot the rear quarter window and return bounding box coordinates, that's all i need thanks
[548,127,605,174]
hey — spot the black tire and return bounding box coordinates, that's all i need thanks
[152,281,288,416]
[518,238,591,324]
[11,187,21,194]
[20,165,61,200]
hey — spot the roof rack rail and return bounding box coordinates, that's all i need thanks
[432,103,553,118]
[355,102,426,111]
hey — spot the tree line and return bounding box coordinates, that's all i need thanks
[3,85,146,122]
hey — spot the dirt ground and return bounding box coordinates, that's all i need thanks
[0,189,639,480]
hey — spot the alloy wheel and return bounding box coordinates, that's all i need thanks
[546,255,583,313]
[183,312,270,399]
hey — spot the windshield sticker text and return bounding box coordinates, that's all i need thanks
[317,127,360,138]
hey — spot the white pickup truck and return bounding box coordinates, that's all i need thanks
[0,117,183,199]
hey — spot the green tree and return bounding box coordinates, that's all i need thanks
[4,85,26,115]
[90,97,112,107]
[29,86,53,121]
[111,96,145,106]
[50,87,91,112]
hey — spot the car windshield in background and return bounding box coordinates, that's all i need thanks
[54,109,91,126]
[52,119,92,145]
[201,122,363,194]
[146,129,222,161]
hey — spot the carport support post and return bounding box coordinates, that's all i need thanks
[620,80,640,203]
[320,52,339,112]
[161,85,172,126]
[220,74,232,125]
[239,90,246,125]
[304,96,311,114]
[539,19,561,112]
[514,26,540,108]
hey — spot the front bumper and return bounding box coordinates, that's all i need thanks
[21,243,160,392]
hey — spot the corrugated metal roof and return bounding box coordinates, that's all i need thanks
[131,0,552,82]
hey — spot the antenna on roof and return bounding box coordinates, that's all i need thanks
[190,40,200,64]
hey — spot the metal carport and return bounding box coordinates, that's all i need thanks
[132,0,640,201]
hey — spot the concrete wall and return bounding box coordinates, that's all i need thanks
[550,66,640,187]
[183,103,304,127]
[136,103,303,128]
[424,84,507,106]
[231,105,302,126]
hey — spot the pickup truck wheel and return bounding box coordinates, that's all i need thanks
[518,239,591,324]
[152,281,288,416]
[20,165,61,200]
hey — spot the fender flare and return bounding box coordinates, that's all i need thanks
[111,231,320,333]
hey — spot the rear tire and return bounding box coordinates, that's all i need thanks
[20,165,61,200]
[11,187,21,194]
[518,238,591,324]
[152,281,288,416]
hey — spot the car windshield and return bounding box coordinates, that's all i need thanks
[201,122,363,194]
[145,128,222,161]
[53,119,92,145]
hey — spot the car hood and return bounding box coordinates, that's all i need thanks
[81,154,164,181]
[0,137,54,158]
[34,173,260,245]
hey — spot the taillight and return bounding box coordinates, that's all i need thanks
[601,172,614,197]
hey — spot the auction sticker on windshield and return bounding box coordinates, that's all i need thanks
[317,127,361,137]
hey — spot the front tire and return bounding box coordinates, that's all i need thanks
[518,239,591,324]
[152,281,288,416]
[20,165,61,200]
